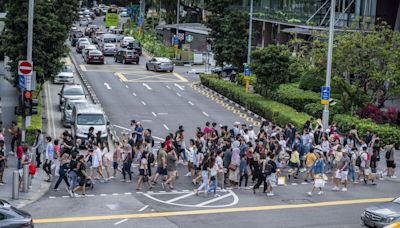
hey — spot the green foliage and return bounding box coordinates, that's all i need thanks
[333,114,400,146]
[17,90,42,144]
[275,83,320,112]
[206,0,248,70]
[250,45,295,97]
[236,73,257,87]
[1,0,76,86]
[200,74,311,130]
[298,67,325,92]
[133,30,174,59]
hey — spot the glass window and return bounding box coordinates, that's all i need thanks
[77,114,105,125]
[64,87,84,95]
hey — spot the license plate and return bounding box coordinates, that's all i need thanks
[93,56,99,59]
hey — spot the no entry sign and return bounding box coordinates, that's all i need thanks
[18,61,33,75]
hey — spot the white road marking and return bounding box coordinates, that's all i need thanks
[114,218,128,225]
[152,112,157,117]
[106,204,118,210]
[188,101,194,106]
[163,124,169,131]
[132,92,137,96]
[86,194,95,197]
[141,101,147,106]
[62,196,69,198]
[202,111,209,117]
[113,124,131,131]
[124,192,132,195]
[141,120,152,122]
[138,205,149,212]
[125,85,129,89]
[166,192,195,203]
[104,82,112,90]
[49,196,56,199]
[100,194,108,196]
[112,193,119,196]
[174,83,185,90]
[196,193,233,206]
[176,92,181,97]
[143,83,152,90]
[153,136,165,141]
[166,85,171,89]
[158,112,168,115]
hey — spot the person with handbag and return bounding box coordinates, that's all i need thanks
[228,148,240,188]
[253,152,267,194]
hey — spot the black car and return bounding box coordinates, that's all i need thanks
[211,65,238,77]
[70,30,84,46]
[127,41,142,56]
[114,50,139,64]
[0,199,34,228]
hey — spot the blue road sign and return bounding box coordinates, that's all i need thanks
[174,36,179,45]
[321,86,330,100]
[18,75,25,89]
[244,66,250,76]
[138,15,143,26]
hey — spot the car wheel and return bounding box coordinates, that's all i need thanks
[136,61,139,65]
[146,65,149,71]
[122,59,126,64]
[114,58,117,63]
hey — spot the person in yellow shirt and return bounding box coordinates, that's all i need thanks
[304,147,317,182]
[288,145,300,181]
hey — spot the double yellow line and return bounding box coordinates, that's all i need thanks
[34,197,393,224]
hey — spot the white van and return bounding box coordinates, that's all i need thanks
[71,104,109,143]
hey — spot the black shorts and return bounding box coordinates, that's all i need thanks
[139,168,145,176]
[156,167,167,175]
[78,178,87,186]
[113,162,118,170]
[387,161,395,168]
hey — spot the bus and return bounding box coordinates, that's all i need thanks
[105,7,118,28]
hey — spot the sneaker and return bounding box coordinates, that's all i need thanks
[341,187,347,192]
[391,176,397,179]
[318,191,324,195]
[245,186,252,190]
[220,189,228,193]
[332,186,339,191]
[120,179,126,182]
[307,192,312,196]
[54,188,60,191]
[126,180,132,183]
[0,183,4,186]
[109,176,115,179]
[73,193,80,197]
[67,189,73,197]
[185,172,191,177]
[214,194,221,198]
[267,192,274,197]
[194,189,199,196]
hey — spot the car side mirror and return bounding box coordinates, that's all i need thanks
[58,92,61,96]
[106,121,110,126]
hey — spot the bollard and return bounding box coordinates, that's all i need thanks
[23,164,29,193]
[12,171,19,200]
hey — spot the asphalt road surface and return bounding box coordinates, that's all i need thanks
[22,15,400,228]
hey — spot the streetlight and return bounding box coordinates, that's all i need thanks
[175,0,180,60]
[322,0,336,131]
[247,0,253,64]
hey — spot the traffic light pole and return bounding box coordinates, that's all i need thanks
[21,0,34,142]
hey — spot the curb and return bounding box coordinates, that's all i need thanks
[16,172,52,209]
[69,53,120,144]
[194,82,266,123]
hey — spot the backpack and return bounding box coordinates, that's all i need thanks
[148,152,155,164]
[355,153,363,167]
[264,162,273,176]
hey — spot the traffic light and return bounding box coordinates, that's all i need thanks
[22,91,38,116]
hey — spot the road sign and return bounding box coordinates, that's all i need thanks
[25,75,32,90]
[18,61,33,75]
[18,75,25,89]
[178,33,185,41]
[321,86,330,105]
[174,36,179,45]
[186,34,193,43]
[244,66,250,76]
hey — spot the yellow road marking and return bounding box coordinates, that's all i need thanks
[33,198,393,224]
[173,72,188,82]
[115,72,128,82]
[63,56,73,65]
[79,64,87,72]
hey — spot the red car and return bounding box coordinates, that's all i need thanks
[114,50,139,64]
[85,50,104,64]
[76,41,90,53]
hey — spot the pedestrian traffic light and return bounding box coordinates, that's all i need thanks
[22,91,38,116]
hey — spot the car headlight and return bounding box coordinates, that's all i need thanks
[385,216,400,223]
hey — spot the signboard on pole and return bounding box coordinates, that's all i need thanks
[185,34,193,43]
[18,61,33,76]
[178,33,185,41]
[321,86,330,105]
[18,75,25,89]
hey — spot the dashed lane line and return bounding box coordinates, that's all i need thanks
[114,218,128,225]
[33,198,394,224]
[138,205,149,212]
[202,112,209,117]
[141,101,147,106]
[188,101,194,106]
[163,124,170,131]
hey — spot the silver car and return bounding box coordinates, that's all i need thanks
[61,99,88,127]
[102,43,118,56]
[146,57,174,72]
[53,65,74,84]
[58,84,85,110]
[361,197,400,227]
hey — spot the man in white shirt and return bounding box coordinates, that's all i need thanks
[216,150,226,192]
[92,142,106,182]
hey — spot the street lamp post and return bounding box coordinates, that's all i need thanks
[322,0,336,132]
[247,0,253,64]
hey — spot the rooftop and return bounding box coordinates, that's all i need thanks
[156,23,210,35]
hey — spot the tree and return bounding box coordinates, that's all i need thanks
[1,0,75,87]
[206,0,248,70]
[250,44,293,97]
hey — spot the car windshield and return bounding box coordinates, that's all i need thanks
[105,44,115,48]
[89,50,102,55]
[61,65,73,72]
[64,87,84,95]
[80,41,90,46]
[393,198,400,204]
[66,101,86,110]
[77,114,105,125]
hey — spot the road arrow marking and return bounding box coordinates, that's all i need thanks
[104,82,112,90]
[142,83,152,90]
[174,83,185,90]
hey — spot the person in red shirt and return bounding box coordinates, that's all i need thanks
[16,144,26,169]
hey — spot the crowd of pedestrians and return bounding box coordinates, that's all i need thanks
[0,118,398,198]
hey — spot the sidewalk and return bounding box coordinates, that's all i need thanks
[0,60,51,208]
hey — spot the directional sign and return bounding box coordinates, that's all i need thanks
[178,33,185,41]
[18,60,33,75]
[244,66,250,76]
[321,86,330,105]
[174,36,179,45]
[18,75,25,89]
[186,34,193,43]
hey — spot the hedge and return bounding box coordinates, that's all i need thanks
[200,74,311,130]
[18,90,43,144]
[333,114,400,146]
[299,72,325,93]
[275,83,320,112]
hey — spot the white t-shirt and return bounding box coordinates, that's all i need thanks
[243,134,250,143]
[187,147,195,163]
[92,148,103,168]
[360,152,368,168]
[216,156,224,172]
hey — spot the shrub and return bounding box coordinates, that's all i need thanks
[304,102,344,118]
[299,68,325,92]
[200,74,311,130]
[333,114,400,145]
[236,73,257,88]
[275,83,320,112]
[356,104,398,124]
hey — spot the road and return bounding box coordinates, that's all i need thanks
[22,15,400,228]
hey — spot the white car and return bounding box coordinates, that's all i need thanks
[53,65,74,84]
[121,36,134,48]
[79,18,89,26]
[82,45,97,58]
[120,12,128,17]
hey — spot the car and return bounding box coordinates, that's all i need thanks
[101,43,118,56]
[70,30,84,46]
[85,50,104,64]
[114,50,139,64]
[84,25,98,36]
[120,11,128,17]
[0,199,34,228]
[58,84,85,110]
[146,57,174,72]
[79,18,89,26]
[127,41,142,55]
[53,65,74,84]
[82,45,97,58]
[361,197,400,228]
[91,31,105,44]
[76,40,90,53]
[102,33,117,43]
[61,99,88,127]
[211,65,238,77]
[120,36,134,48]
